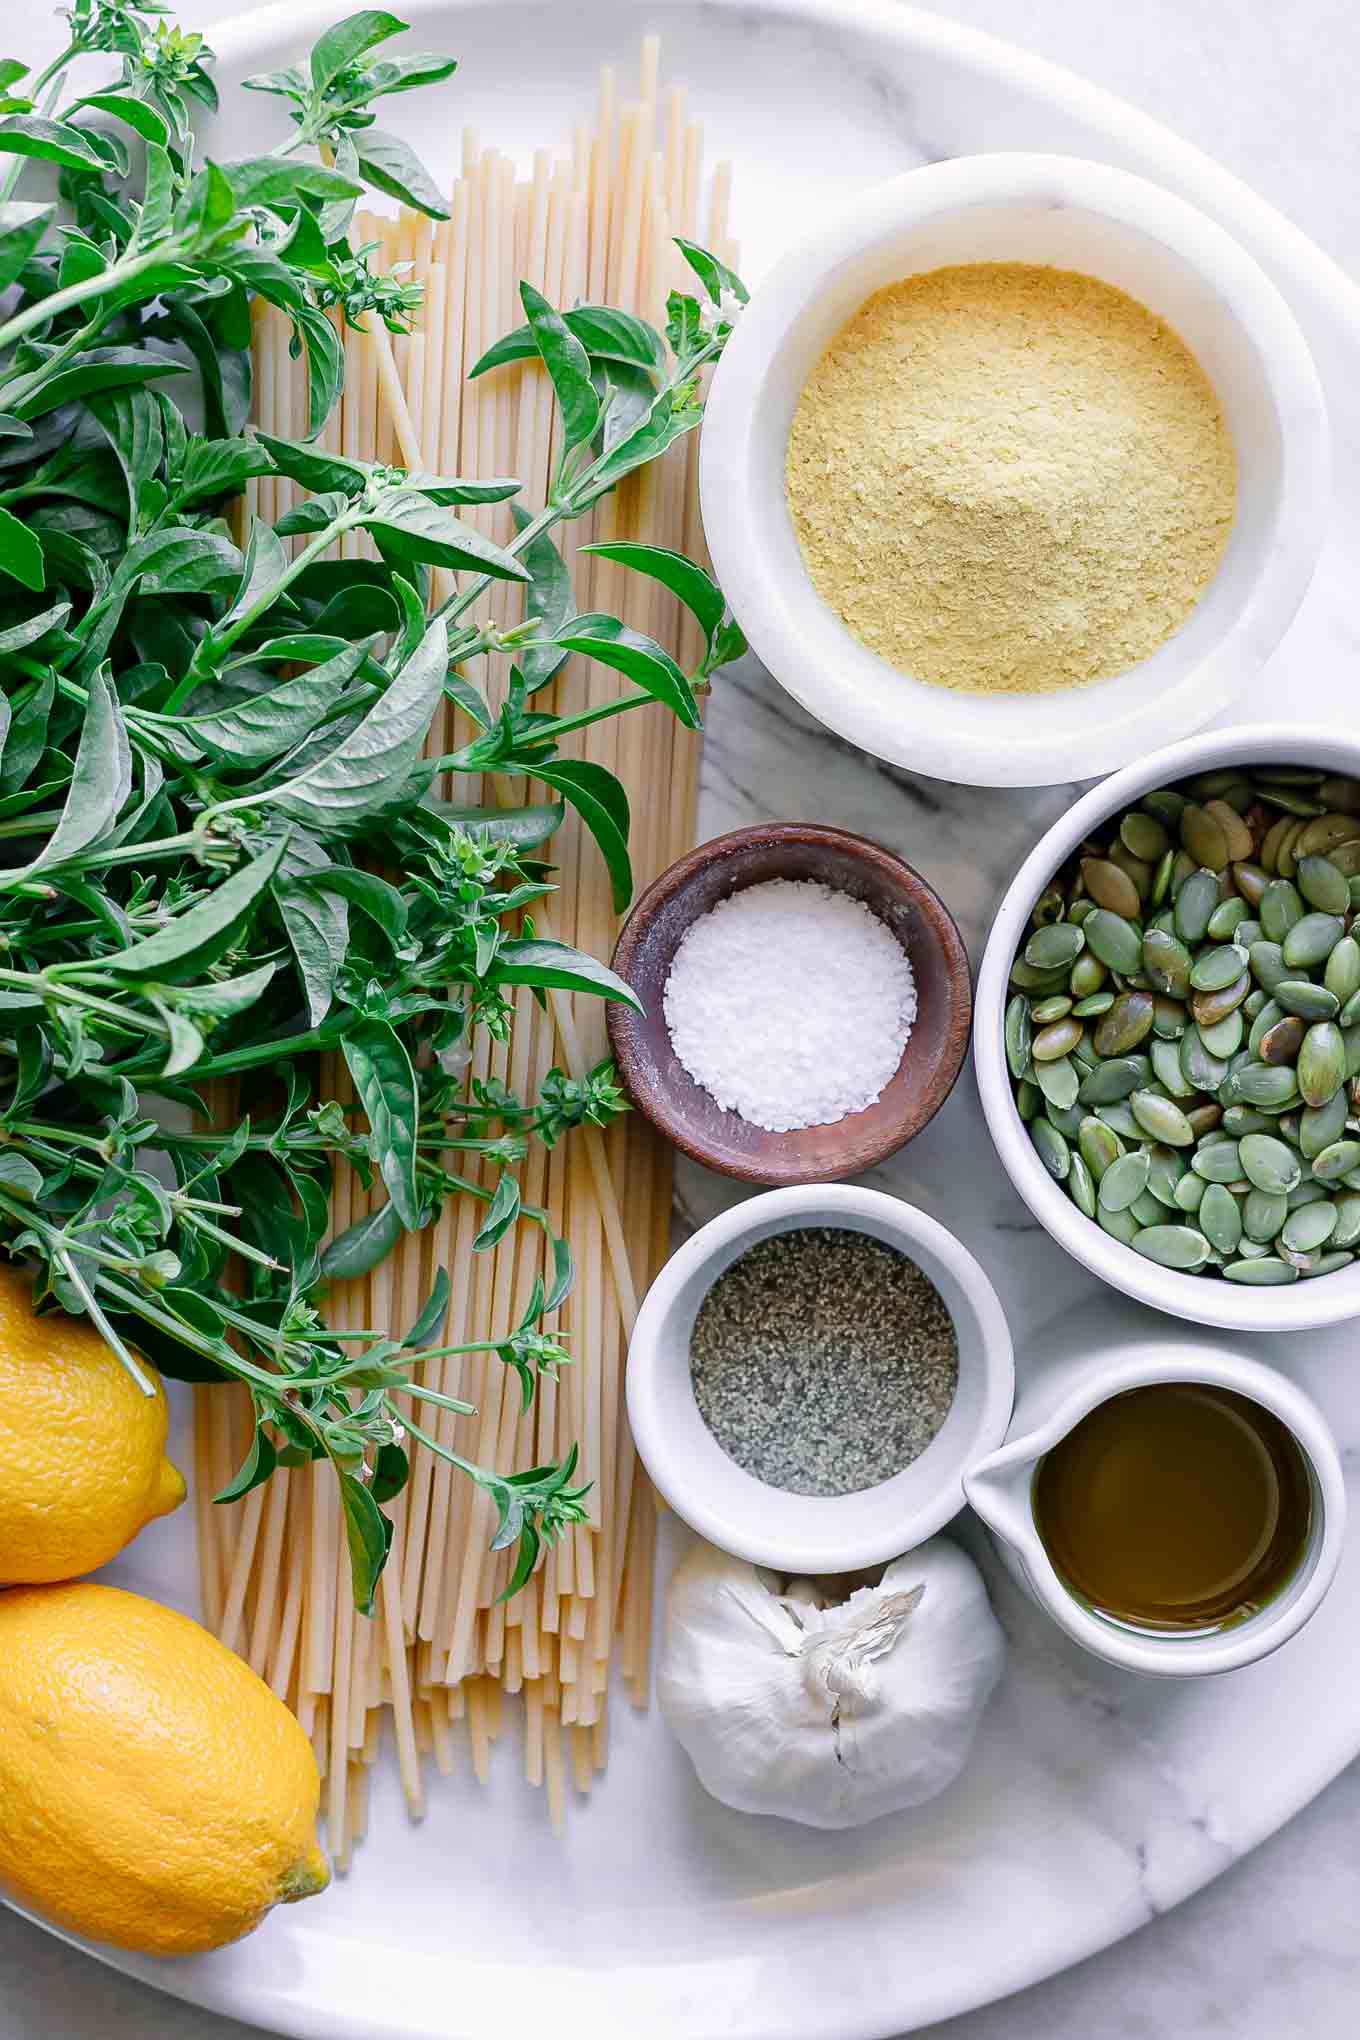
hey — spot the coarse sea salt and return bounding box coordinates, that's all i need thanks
[662,878,917,1133]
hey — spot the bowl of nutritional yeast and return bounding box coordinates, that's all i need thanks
[702,153,1329,788]
[976,725,1360,1331]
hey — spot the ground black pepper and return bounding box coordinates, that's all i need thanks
[688,1226,959,1496]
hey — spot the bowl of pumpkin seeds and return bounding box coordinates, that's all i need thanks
[976,727,1360,1330]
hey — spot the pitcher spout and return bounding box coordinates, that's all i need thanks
[962,1445,1040,1555]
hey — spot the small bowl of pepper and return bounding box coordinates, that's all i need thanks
[606,822,972,1184]
[626,1182,1015,1573]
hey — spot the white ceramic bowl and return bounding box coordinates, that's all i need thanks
[626,1183,1014,1571]
[976,723,1360,1333]
[700,153,1330,789]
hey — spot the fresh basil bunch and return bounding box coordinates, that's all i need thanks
[0,1,746,1608]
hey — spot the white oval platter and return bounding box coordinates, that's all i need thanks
[12,2,1360,2036]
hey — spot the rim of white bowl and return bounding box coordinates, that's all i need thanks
[625,1183,1015,1571]
[975,722,1360,1331]
[700,152,1331,789]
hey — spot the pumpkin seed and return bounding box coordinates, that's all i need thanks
[1142,928,1193,998]
[1287,1179,1331,1211]
[1346,1025,1360,1077]
[1248,941,1290,992]
[1243,1189,1289,1242]
[1232,861,1269,907]
[1229,1062,1302,1110]
[1186,1103,1225,1140]
[1005,995,1033,1081]
[1025,922,1086,972]
[1223,1106,1273,1137]
[1259,880,1304,943]
[1130,1189,1166,1229]
[1199,1182,1243,1255]
[1282,912,1346,969]
[1093,991,1155,1057]
[1319,776,1360,813]
[1078,1117,1123,1179]
[1311,1138,1360,1182]
[1190,943,1248,993]
[1010,959,1069,994]
[1121,811,1171,862]
[1223,1258,1299,1285]
[1239,1133,1303,1194]
[1191,973,1250,1027]
[1068,897,1096,924]
[1143,789,1186,826]
[1080,858,1142,919]
[1098,1149,1152,1212]
[1273,979,1340,1022]
[1330,1195,1360,1249]
[1324,935,1360,1004]
[1175,1172,1208,1213]
[1297,854,1351,914]
[1193,1140,1244,1184]
[1298,1021,1346,1107]
[1067,1152,1098,1219]
[1247,998,1284,1056]
[1071,1034,1100,1072]
[1077,1056,1148,1105]
[1152,995,1189,1039]
[1098,1203,1140,1245]
[1204,799,1253,861]
[1338,993,1360,1028]
[1150,1038,1195,1097]
[1145,1146,1186,1205]
[1032,1017,1084,1062]
[1173,867,1220,943]
[1031,1119,1070,1181]
[1110,845,1154,898]
[1299,1090,1349,1158]
[1016,1078,1041,1121]
[1179,805,1229,872]
[1084,909,1144,975]
[1069,953,1108,999]
[1151,849,1176,907]
[1179,1024,1229,1091]
[1133,1224,1212,1270]
[1207,897,1250,940]
[1281,1202,1339,1254]
[1302,1251,1356,1278]
[1130,1090,1194,1146]
[1258,1015,1306,1065]
[1237,926,1264,954]
[1031,996,1073,1024]
[1297,812,1360,856]
[1072,992,1116,1018]
[1096,1102,1142,1140]
[1031,883,1067,926]
[1035,1055,1080,1110]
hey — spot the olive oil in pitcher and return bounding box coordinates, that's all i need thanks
[1033,1383,1313,1634]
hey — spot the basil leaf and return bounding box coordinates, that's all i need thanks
[177,643,369,762]
[580,539,725,647]
[512,505,573,691]
[173,436,272,506]
[89,387,165,524]
[221,156,364,209]
[261,613,448,831]
[155,961,276,1019]
[518,281,599,457]
[298,865,409,944]
[554,613,701,729]
[342,1015,420,1228]
[69,92,170,147]
[101,834,288,981]
[322,1198,403,1280]
[432,798,564,852]
[0,599,68,653]
[364,52,459,100]
[0,113,109,174]
[674,236,750,308]
[216,1421,277,1503]
[278,876,350,1026]
[11,352,182,423]
[0,201,52,291]
[294,306,344,440]
[310,9,406,94]
[0,1152,42,1201]
[474,1174,520,1252]
[370,1441,410,1505]
[18,668,129,878]
[491,938,642,1010]
[352,128,450,219]
[253,430,367,498]
[0,669,53,793]
[472,304,665,379]
[362,490,529,580]
[0,505,43,592]
[403,1267,450,1349]
[337,1468,393,1617]
[530,759,632,911]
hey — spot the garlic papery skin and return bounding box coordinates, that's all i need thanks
[658,1537,1005,1829]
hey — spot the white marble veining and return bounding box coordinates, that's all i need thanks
[5,2,1360,2038]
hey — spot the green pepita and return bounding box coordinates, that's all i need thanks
[1223,1258,1299,1285]
[1282,912,1346,970]
[1239,1133,1303,1194]
[1067,1152,1098,1220]
[1133,1224,1212,1270]
[1199,1182,1243,1255]
[1190,943,1249,993]
[1174,1171,1207,1213]
[1273,979,1340,1022]
[1077,1056,1148,1105]
[1083,909,1144,976]
[1098,1149,1152,1212]
[1297,854,1352,914]
[1078,1117,1123,1180]
[1281,1201,1339,1254]
[1311,1139,1360,1182]
[1173,867,1220,943]
[1297,1021,1346,1107]
[1193,1140,1244,1184]
[1032,1017,1085,1063]
[1035,1055,1080,1110]
[1129,1090,1195,1146]
[1093,992,1155,1058]
[1142,928,1193,999]
[1299,1090,1349,1158]
[1243,1189,1289,1243]
[1025,922,1086,972]
[1031,1119,1070,1181]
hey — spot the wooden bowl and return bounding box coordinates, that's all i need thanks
[607,823,973,1184]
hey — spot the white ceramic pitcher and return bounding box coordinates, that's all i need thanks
[962,1312,1346,1678]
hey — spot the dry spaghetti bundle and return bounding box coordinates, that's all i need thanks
[195,38,734,1856]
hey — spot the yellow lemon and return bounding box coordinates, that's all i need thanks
[0,1265,186,1583]
[0,1581,329,1954]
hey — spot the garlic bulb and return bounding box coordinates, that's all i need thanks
[658,1537,1005,1829]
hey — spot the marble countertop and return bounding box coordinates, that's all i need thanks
[4,2,1360,2037]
